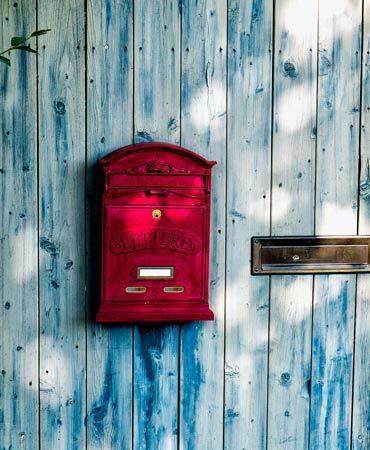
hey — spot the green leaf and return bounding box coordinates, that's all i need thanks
[15,45,38,54]
[30,29,51,37]
[0,55,11,66]
[11,36,27,46]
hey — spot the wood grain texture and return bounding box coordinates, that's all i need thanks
[225,1,272,449]
[134,0,180,146]
[0,2,38,449]
[0,1,369,448]
[86,1,133,449]
[180,1,226,449]
[133,1,181,449]
[268,0,317,448]
[37,0,86,448]
[352,0,370,448]
[310,276,356,450]
[310,1,362,449]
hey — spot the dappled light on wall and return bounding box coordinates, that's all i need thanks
[11,225,36,283]
[321,0,354,27]
[317,202,357,235]
[189,84,225,138]
[271,188,292,222]
[280,0,317,40]
[277,82,315,134]
[37,336,73,408]
[271,276,312,324]
[244,197,270,226]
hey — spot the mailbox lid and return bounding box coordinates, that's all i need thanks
[108,173,207,189]
[102,203,208,302]
[103,188,208,207]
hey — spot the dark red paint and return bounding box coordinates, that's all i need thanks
[96,142,216,323]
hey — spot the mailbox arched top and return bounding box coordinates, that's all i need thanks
[99,142,217,174]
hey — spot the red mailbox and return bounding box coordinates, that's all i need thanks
[96,142,216,323]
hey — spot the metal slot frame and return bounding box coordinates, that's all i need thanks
[125,286,147,293]
[252,236,370,274]
[163,286,184,293]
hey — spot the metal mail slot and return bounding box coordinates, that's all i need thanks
[251,236,370,274]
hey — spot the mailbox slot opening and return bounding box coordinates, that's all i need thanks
[137,267,174,280]
[163,286,184,293]
[125,286,146,293]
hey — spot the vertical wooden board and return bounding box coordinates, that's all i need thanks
[225,1,272,449]
[86,1,133,449]
[352,0,370,448]
[310,1,362,449]
[38,1,86,448]
[269,0,317,448]
[0,2,38,449]
[310,276,356,450]
[134,0,180,146]
[133,1,180,449]
[180,1,226,449]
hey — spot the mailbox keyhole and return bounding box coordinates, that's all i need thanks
[152,209,162,219]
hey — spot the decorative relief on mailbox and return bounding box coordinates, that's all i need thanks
[125,158,186,174]
[145,159,185,174]
[109,228,200,254]
[96,142,216,323]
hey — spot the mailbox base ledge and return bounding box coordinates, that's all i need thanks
[96,303,214,323]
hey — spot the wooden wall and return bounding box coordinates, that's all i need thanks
[0,0,369,448]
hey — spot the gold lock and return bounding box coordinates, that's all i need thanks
[152,209,162,219]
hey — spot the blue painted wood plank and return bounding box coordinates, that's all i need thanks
[1,1,370,448]
[133,1,181,449]
[268,0,317,448]
[225,1,272,449]
[310,276,356,450]
[0,2,38,449]
[86,0,133,448]
[352,0,370,448]
[180,1,226,449]
[311,1,362,449]
[37,0,86,447]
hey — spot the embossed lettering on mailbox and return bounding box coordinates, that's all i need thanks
[96,142,216,323]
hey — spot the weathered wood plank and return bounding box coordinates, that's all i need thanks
[310,276,356,450]
[37,0,86,448]
[0,2,38,449]
[352,0,370,448]
[268,0,317,448]
[310,1,362,449]
[179,1,226,449]
[134,0,180,146]
[133,1,181,449]
[86,1,133,449]
[225,1,272,449]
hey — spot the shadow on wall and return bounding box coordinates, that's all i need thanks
[3,1,365,446]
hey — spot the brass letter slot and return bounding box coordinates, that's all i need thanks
[126,286,146,293]
[252,236,370,274]
[163,286,184,293]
